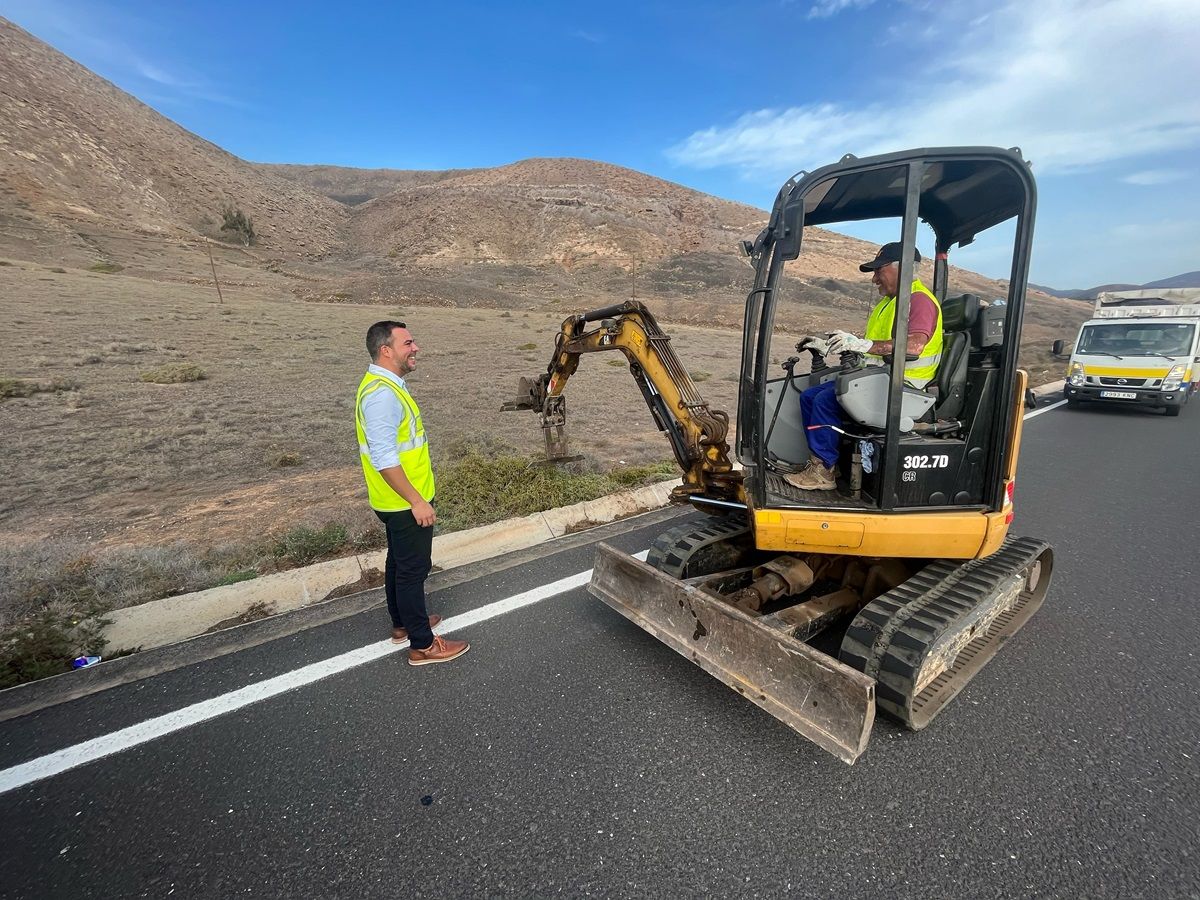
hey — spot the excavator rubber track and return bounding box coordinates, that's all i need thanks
[839,535,1053,730]
[645,514,753,579]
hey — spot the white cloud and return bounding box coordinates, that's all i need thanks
[1121,169,1189,186]
[808,0,877,19]
[669,0,1200,177]
[1110,219,1198,240]
[133,60,191,89]
[570,29,605,44]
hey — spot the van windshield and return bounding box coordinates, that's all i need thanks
[1077,322,1196,357]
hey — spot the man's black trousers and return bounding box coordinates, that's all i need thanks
[375,507,435,649]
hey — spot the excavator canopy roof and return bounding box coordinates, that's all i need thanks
[783,147,1034,250]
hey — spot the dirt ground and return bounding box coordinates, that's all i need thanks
[0,241,1081,558]
[0,254,742,554]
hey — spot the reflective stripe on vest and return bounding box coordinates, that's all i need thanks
[355,373,435,511]
[863,278,944,386]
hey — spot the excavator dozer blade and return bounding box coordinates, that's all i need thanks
[588,543,876,765]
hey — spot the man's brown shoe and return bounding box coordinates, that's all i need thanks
[782,458,837,491]
[408,634,470,666]
[391,614,442,644]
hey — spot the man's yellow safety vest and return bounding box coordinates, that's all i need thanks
[864,278,944,386]
[355,372,435,512]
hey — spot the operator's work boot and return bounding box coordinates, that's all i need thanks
[782,457,837,491]
[408,634,470,666]
[391,614,442,644]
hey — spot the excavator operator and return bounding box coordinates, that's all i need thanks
[785,242,944,492]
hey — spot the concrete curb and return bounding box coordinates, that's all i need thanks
[102,478,679,652]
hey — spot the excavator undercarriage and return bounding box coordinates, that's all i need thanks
[589,516,1051,763]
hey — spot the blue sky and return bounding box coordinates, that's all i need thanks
[5,0,1198,288]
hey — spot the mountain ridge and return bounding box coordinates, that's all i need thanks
[0,15,1087,342]
[1031,270,1200,301]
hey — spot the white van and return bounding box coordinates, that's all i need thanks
[1063,288,1200,417]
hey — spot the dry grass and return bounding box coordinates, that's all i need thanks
[433,440,675,533]
[139,363,207,384]
[0,261,747,563]
[0,376,78,400]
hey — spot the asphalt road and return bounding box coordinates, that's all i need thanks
[2,398,1198,898]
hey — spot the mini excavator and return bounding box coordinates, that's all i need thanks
[504,147,1053,764]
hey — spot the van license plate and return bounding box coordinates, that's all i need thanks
[1100,390,1137,399]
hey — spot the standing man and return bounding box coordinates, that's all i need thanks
[785,242,943,492]
[356,321,469,666]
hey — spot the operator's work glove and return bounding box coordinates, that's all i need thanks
[797,335,831,355]
[827,331,873,355]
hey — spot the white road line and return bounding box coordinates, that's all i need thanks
[2,395,1071,796]
[0,395,1070,796]
[0,550,649,796]
[1024,398,1067,420]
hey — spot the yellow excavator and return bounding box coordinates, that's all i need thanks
[504,147,1053,764]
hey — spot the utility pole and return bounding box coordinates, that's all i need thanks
[206,238,224,305]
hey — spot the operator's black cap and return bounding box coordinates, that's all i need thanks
[859,241,921,272]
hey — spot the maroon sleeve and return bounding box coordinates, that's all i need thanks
[907,291,938,340]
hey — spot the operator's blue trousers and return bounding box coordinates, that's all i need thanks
[800,380,842,468]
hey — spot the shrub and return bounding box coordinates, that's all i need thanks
[517,342,538,350]
[0,376,78,400]
[89,262,124,274]
[266,450,302,468]
[608,460,677,487]
[220,205,256,246]
[0,609,109,689]
[433,440,677,534]
[140,364,207,384]
[272,524,349,567]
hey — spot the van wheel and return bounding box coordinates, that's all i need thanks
[1065,397,1082,408]
[1164,405,1181,417]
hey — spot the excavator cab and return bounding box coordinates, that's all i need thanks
[506,148,1052,764]
[741,147,1037,559]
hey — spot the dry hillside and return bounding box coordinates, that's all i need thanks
[258,162,485,206]
[0,18,346,264]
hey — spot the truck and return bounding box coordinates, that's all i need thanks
[1062,288,1200,416]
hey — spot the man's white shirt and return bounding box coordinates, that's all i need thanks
[360,364,410,471]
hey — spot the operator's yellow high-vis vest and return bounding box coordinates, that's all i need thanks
[864,278,944,386]
[355,372,435,512]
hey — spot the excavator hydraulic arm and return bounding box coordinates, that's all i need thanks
[502,301,742,503]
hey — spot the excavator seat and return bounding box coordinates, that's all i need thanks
[930,293,981,420]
